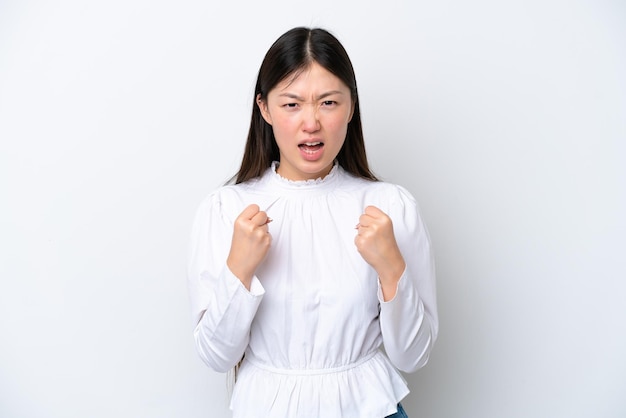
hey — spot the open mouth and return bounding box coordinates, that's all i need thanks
[298,141,324,154]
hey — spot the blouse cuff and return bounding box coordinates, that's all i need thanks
[377,268,408,304]
[224,267,266,298]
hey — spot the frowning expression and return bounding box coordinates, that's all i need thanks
[258,62,354,181]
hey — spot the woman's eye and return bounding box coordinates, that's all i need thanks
[322,100,337,106]
[283,103,298,108]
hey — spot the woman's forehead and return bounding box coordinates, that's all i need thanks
[272,62,348,95]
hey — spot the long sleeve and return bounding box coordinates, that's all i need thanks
[187,193,265,372]
[377,186,438,373]
[186,167,438,417]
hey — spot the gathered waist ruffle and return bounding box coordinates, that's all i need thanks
[245,350,378,376]
[230,350,409,418]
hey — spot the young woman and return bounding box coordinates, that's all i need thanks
[188,27,438,418]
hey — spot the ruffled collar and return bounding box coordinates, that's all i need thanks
[268,161,341,189]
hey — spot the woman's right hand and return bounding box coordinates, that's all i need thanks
[226,204,272,289]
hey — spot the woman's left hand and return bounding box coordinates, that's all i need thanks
[355,206,406,300]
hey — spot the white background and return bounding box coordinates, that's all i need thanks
[1,0,625,417]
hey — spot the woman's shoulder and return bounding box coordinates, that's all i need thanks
[340,169,417,206]
[195,172,274,217]
[198,183,244,207]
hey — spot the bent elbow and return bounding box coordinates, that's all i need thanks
[398,347,432,374]
[193,334,238,373]
[193,325,242,373]
[391,324,435,374]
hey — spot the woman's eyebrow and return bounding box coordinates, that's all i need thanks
[317,90,344,100]
[277,90,345,101]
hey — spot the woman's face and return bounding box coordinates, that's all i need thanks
[258,62,354,181]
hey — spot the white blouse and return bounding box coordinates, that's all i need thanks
[187,163,438,418]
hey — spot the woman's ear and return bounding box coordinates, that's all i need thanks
[257,94,272,125]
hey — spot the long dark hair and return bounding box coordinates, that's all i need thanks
[233,27,377,184]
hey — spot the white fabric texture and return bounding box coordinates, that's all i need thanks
[187,162,438,418]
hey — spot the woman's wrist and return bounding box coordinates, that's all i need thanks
[377,256,406,301]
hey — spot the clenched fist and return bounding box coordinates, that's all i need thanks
[355,206,406,300]
[227,204,272,289]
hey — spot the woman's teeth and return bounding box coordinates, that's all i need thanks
[299,142,323,154]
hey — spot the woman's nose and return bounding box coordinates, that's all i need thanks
[301,105,320,132]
